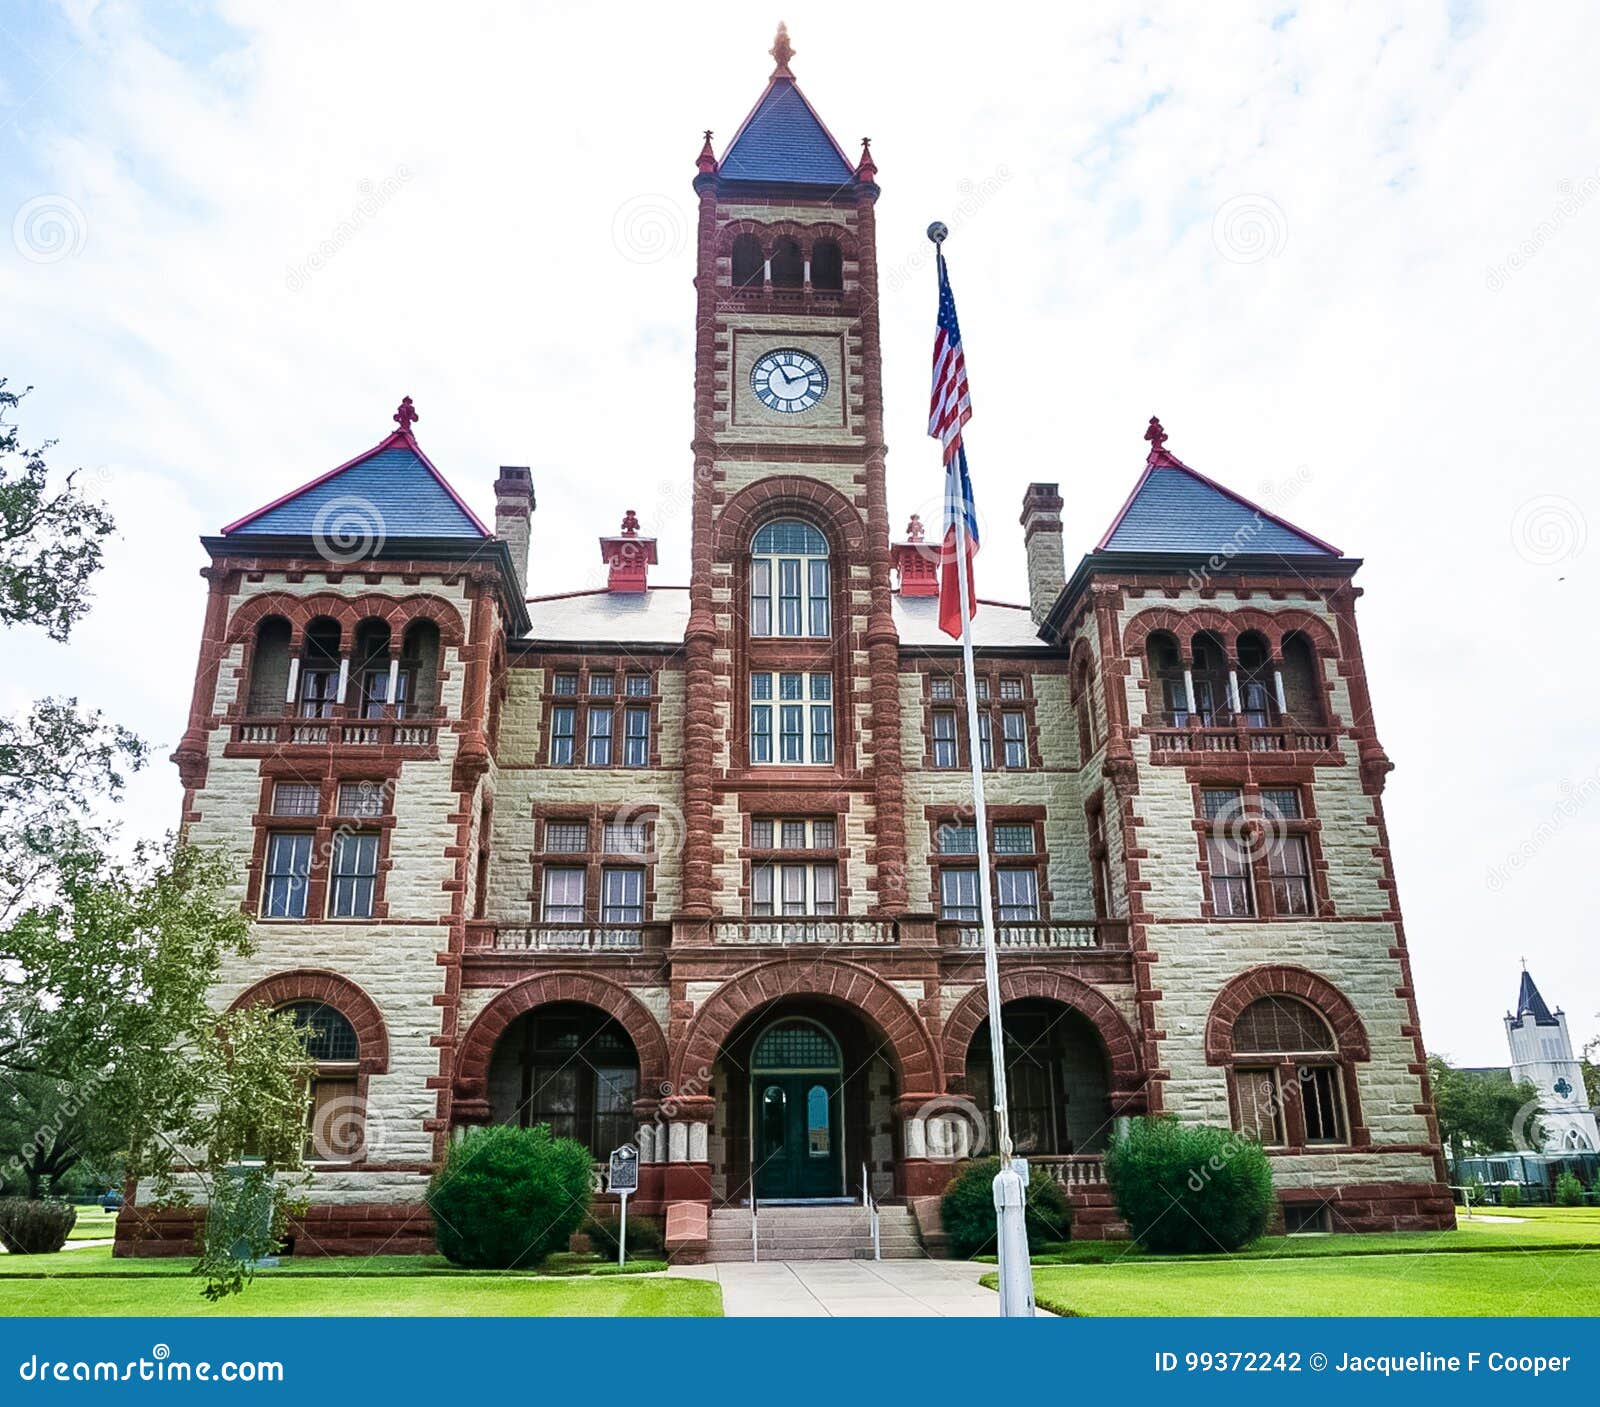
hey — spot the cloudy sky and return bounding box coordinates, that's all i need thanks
[2,1,1594,1065]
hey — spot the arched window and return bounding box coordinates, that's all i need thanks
[486,1003,640,1158]
[1279,632,1324,725]
[731,233,764,290]
[811,239,843,291]
[247,617,292,714]
[1235,631,1276,727]
[353,619,395,719]
[770,237,803,289]
[1073,655,1096,760]
[1146,631,1187,725]
[1190,631,1228,726]
[966,1001,1111,1154]
[297,618,342,718]
[1229,995,1347,1148]
[402,620,441,715]
[279,1001,364,1160]
[749,519,829,638]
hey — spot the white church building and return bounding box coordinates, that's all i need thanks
[1507,967,1598,1154]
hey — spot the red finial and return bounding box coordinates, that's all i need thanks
[905,513,926,543]
[620,509,641,537]
[856,136,877,181]
[697,129,717,174]
[394,396,419,434]
[770,21,795,76]
[1144,416,1168,454]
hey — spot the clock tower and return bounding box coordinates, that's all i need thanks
[679,24,906,918]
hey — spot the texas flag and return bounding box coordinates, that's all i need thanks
[927,251,977,638]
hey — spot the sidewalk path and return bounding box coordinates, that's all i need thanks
[673,1258,1055,1317]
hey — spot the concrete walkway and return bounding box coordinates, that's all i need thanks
[673,1258,1054,1317]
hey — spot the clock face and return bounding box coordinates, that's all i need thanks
[751,348,828,414]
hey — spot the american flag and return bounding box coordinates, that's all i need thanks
[928,252,978,639]
[927,252,972,461]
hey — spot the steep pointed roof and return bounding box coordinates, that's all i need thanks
[1514,968,1559,1027]
[1095,417,1340,558]
[717,26,856,187]
[221,399,488,539]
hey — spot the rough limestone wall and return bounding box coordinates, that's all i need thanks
[181,573,477,1202]
[484,665,688,922]
[1114,592,1435,1185]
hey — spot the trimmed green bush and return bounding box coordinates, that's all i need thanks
[1104,1117,1274,1254]
[1499,1182,1522,1208]
[1555,1172,1584,1207]
[0,1198,77,1254]
[426,1125,593,1269]
[940,1157,1073,1259]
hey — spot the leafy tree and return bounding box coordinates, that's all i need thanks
[1429,1055,1542,1160]
[0,381,314,1298]
[0,380,115,640]
[1104,1117,1275,1253]
[1583,1036,1599,1113]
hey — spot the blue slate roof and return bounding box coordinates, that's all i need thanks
[1099,463,1336,557]
[224,436,486,539]
[1515,970,1559,1026]
[719,78,855,186]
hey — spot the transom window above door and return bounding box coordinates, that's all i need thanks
[749,519,830,638]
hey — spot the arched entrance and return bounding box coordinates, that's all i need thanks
[485,1002,640,1160]
[966,1000,1114,1155]
[749,1017,845,1201]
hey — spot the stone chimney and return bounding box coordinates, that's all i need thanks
[1020,483,1065,625]
[494,467,535,596]
[598,510,658,593]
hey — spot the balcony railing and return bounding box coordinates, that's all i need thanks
[230,715,438,748]
[709,917,897,946]
[477,924,649,953]
[1147,722,1336,755]
[939,920,1126,951]
[1031,1154,1107,1188]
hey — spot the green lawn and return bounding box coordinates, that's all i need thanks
[1009,1248,1600,1317]
[67,1208,118,1241]
[0,1272,721,1317]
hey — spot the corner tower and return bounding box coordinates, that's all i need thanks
[679,26,905,917]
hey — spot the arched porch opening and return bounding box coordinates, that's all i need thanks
[964,999,1114,1156]
[710,997,899,1207]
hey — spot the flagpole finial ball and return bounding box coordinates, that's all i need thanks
[926,221,949,245]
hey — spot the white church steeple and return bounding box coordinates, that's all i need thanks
[1505,965,1598,1152]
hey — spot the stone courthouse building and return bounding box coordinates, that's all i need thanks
[127,30,1452,1258]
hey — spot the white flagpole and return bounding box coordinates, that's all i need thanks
[949,448,1033,1319]
[935,228,1035,1315]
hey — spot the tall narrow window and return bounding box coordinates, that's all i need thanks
[1001,711,1026,768]
[932,711,957,768]
[1262,788,1313,915]
[750,520,829,638]
[1201,789,1254,917]
[623,705,650,766]
[328,833,380,918]
[977,714,993,770]
[262,833,314,919]
[586,707,613,766]
[550,706,576,765]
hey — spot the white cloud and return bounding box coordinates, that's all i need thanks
[2,1,1595,1063]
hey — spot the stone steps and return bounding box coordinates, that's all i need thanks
[704,1205,925,1262]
